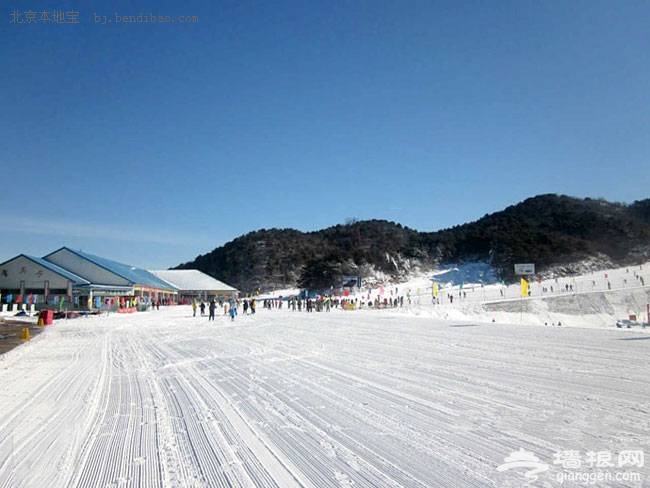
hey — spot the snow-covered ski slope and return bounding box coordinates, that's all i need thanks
[351,261,650,328]
[1,307,649,487]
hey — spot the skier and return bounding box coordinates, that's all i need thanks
[250,298,256,314]
[199,301,206,316]
[192,299,197,317]
[243,299,249,315]
[208,299,216,321]
[229,300,238,321]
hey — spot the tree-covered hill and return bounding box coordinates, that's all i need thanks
[175,194,650,292]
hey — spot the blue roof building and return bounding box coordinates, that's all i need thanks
[0,254,90,299]
[0,247,178,310]
[43,247,177,297]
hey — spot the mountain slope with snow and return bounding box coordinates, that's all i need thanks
[176,194,650,292]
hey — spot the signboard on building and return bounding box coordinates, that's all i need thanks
[514,263,535,275]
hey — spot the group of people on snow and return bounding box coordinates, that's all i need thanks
[192,297,256,321]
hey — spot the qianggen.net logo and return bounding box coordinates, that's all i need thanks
[496,447,645,485]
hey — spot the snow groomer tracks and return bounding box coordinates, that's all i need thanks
[0,307,648,487]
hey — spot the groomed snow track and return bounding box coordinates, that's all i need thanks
[0,307,648,487]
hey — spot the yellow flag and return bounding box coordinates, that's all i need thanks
[520,278,529,297]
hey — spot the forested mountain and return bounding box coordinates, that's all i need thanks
[175,195,650,292]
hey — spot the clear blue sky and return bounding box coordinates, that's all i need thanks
[1,0,649,268]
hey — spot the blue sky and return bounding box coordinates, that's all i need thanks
[1,0,649,268]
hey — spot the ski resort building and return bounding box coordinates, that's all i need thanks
[0,247,178,310]
[0,254,90,309]
[150,269,238,302]
[43,247,177,305]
